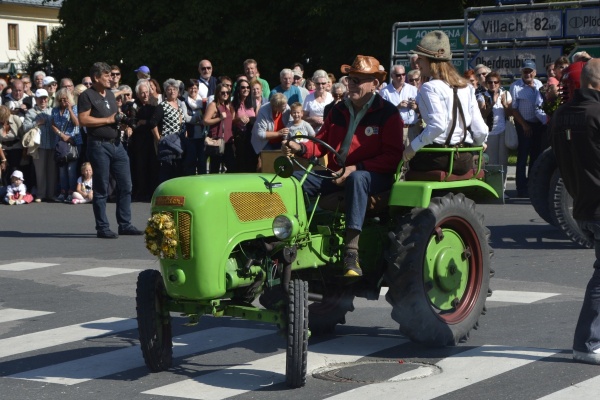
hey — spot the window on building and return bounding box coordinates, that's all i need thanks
[8,24,19,50]
[37,26,48,48]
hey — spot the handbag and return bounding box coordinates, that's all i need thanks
[54,140,79,165]
[504,116,518,150]
[205,108,226,155]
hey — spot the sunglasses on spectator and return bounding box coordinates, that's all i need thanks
[333,93,345,98]
[293,76,302,80]
[83,82,93,86]
[240,86,250,90]
[394,73,406,77]
[408,78,420,82]
[110,72,121,77]
[486,80,500,85]
[347,76,374,85]
[315,81,328,86]
[201,66,212,71]
[220,91,230,95]
[477,72,488,77]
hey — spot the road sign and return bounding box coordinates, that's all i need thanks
[393,55,468,72]
[469,10,563,41]
[568,45,600,59]
[394,26,477,54]
[565,7,600,37]
[470,46,563,76]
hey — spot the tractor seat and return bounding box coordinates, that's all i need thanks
[318,191,390,214]
[404,168,485,182]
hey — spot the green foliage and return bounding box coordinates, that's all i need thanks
[38,0,468,86]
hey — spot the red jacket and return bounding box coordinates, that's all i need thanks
[302,94,404,174]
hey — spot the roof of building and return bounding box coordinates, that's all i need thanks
[0,0,63,8]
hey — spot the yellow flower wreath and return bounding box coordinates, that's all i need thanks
[145,212,178,259]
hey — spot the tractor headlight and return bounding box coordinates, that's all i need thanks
[272,214,299,240]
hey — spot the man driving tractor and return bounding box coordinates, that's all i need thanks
[283,55,403,277]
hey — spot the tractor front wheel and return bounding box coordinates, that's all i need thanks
[285,279,308,388]
[136,269,173,372]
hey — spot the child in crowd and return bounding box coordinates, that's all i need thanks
[287,102,315,143]
[71,162,93,204]
[4,170,33,205]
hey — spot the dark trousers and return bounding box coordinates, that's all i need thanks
[515,121,546,195]
[573,220,600,354]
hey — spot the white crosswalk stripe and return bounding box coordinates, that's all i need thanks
[0,262,58,271]
[0,311,598,400]
[63,267,141,277]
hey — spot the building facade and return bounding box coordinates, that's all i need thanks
[0,0,62,77]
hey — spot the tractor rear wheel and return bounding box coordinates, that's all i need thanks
[385,193,492,346]
[529,147,557,226]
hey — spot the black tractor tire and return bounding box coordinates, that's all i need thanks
[286,279,308,388]
[384,193,492,346]
[308,286,355,336]
[549,170,593,249]
[528,147,557,226]
[136,269,173,372]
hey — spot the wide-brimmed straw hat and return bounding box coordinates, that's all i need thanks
[340,55,386,82]
[410,30,452,61]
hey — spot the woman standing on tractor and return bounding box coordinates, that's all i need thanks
[402,30,488,175]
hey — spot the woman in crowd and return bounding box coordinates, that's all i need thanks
[232,79,257,172]
[464,69,477,88]
[149,78,163,106]
[407,69,421,89]
[323,82,346,119]
[251,93,290,159]
[0,105,24,187]
[545,56,569,102]
[302,70,333,132]
[403,30,488,175]
[477,71,511,189]
[128,79,158,201]
[149,79,190,183]
[182,79,207,175]
[203,82,235,174]
[250,78,267,114]
[51,88,80,202]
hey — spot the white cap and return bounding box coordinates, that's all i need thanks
[35,88,49,97]
[42,76,57,86]
[11,170,24,181]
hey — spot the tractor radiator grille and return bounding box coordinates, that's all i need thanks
[230,192,287,222]
[177,211,191,259]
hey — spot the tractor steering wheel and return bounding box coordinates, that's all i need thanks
[288,135,346,180]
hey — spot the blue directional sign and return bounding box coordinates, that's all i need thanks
[469,10,563,41]
[565,7,600,37]
[470,47,563,77]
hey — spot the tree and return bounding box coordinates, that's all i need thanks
[38,0,474,86]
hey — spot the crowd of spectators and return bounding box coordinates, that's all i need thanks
[0,51,591,204]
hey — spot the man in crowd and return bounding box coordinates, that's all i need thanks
[21,74,33,96]
[244,59,270,99]
[60,77,75,94]
[282,55,403,277]
[292,66,309,101]
[33,71,46,89]
[78,61,142,239]
[3,79,31,121]
[198,59,218,99]
[550,58,600,366]
[509,60,547,198]
[270,68,302,105]
[380,64,418,148]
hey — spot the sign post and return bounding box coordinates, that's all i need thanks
[470,47,563,76]
[469,10,563,41]
[394,26,477,54]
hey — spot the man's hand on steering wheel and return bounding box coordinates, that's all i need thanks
[281,139,301,157]
[332,165,356,186]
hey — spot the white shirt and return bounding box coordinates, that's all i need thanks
[411,80,488,151]
[477,89,512,136]
[302,92,333,132]
[380,83,419,125]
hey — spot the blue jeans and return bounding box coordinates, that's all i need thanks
[294,170,393,232]
[87,139,133,233]
[573,220,600,353]
[182,136,207,175]
[515,121,546,195]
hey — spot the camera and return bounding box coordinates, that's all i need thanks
[114,112,135,128]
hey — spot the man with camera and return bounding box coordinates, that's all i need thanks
[78,62,142,239]
[380,64,419,148]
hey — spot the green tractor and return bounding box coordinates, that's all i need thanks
[135,137,498,388]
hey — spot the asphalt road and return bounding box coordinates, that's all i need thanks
[0,181,598,400]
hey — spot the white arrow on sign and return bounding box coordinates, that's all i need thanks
[399,36,413,46]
